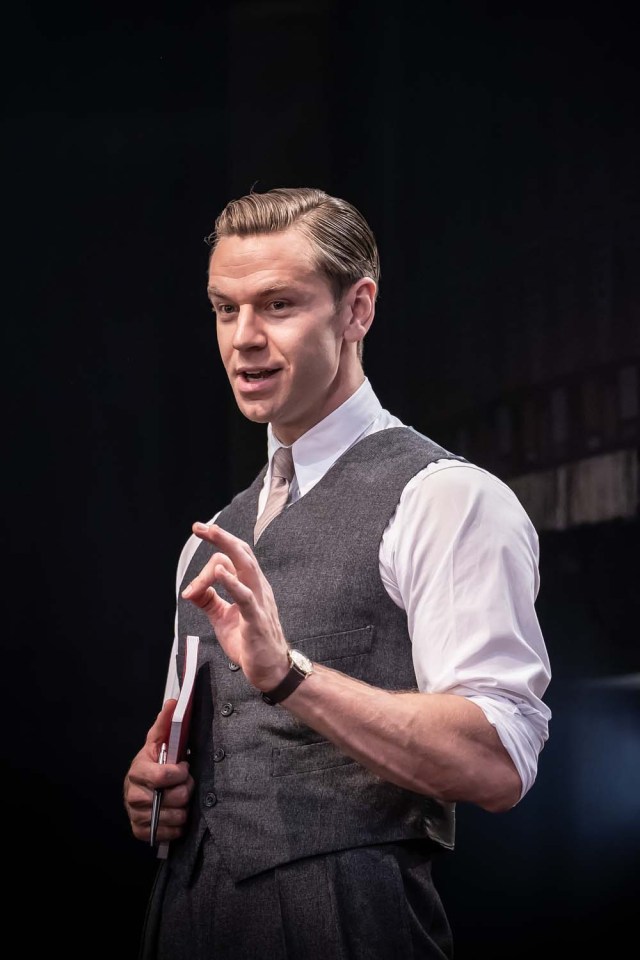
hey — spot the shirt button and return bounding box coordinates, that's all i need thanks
[220,702,234,717]
[213,748,226,762]
[228,660,240,671]
[204,791,217,808]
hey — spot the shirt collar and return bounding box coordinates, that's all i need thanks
[267,378,382,497]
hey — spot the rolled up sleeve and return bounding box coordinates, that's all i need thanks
[380,459,552,800]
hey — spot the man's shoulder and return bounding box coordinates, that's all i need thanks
[353,425,466,466]
[367,424,536,530]
[402,457,538,536]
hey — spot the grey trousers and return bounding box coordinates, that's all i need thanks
[142,835,453,960]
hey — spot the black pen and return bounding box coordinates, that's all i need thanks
[150,742,167,847]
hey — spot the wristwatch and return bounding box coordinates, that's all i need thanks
[261,649,314,705]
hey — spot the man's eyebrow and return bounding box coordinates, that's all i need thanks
[207,282,299,299]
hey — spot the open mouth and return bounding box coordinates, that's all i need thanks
[241,369,279,381]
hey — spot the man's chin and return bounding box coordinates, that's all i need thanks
[234,397,272,425]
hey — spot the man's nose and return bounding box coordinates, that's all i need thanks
[232,307,267,351]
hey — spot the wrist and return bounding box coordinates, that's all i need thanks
[260,656,290,690]
[261,649,314,705]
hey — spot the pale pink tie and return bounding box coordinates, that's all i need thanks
[254,446,295,543]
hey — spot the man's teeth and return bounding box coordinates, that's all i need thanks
[245,371,273,380]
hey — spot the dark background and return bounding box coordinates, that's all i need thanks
[3,2,639,957]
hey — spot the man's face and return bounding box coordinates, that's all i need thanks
[208,227,358,445]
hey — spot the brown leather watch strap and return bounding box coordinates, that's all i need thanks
[261,655,311,705]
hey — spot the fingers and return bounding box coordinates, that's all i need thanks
[125,702,188,824]
[130,806,188,844]
[181,546,234,601]
[183,558,261,625]
[213,564,256,613]
[145,698,177,753]
[127,772,194,842]
[182,521,286,692]
[158,775,195,810]
[125,753,192,813]
[181,566,229,619]
[127,752,191,797]
[192,523,258,578]
[187,523,269,607]
[183,534,258,610]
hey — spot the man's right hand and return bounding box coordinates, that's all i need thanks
[123,698,194,844]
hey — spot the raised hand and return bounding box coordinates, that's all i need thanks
[182,523,290,692]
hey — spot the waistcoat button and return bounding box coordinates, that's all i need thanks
[213,748,226,762]
[204,791,217,807]
[220,702,234,717]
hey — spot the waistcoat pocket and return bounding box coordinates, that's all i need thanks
[271,739,356,777]
[294,624,374,663]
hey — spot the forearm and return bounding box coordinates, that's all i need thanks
[182,522,525,812]
[281,663,522,812]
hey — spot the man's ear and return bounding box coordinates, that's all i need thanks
[342,277,376,346]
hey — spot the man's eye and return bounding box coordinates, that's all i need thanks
[271,300,288,311]
[213,303,236,315]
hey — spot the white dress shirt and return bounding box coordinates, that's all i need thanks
[165,379,551,801]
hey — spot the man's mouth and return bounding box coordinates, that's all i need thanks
[240,369,279,381]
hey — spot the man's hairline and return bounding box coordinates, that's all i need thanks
[208,225,369,307]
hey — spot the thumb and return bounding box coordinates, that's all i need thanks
[145,698,177,753]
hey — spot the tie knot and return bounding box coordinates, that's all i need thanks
[272,445,295,482]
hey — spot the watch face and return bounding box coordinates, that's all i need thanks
[289,649,312,674]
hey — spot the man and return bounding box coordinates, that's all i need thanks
[124,186,551,959]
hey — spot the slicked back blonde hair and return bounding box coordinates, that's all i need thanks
[208,187,379,361]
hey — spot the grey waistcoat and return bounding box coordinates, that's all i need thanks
[170,427,464,883]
